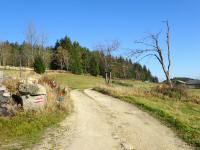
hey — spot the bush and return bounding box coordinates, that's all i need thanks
[152,84,188,99]
[33,56,46,74]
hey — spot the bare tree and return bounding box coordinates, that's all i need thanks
[38,32,49,66]
[25,23,38,65]
[39,32,48,50]
[130,21,173,87]
[56,46,69,70]
[96,40,120,84]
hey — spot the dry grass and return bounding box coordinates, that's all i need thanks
[43,84,71,113]
[98,83,200,104]
[97,84,150,97]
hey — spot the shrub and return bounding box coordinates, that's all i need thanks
[152,84,188,99]
[33,56,46,74]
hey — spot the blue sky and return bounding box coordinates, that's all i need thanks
[0,0,200,80]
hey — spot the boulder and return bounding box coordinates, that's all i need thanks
[22,94,46,111]
[21,83,47,111]
[35,84,46,95]
[19,83,39,95]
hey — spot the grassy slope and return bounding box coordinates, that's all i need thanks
[94,85,200,148]
[47,72,104,89]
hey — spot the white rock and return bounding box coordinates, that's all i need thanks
[3,92,11,97]
[22,94,47,111]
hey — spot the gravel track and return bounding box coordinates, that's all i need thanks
[30,89,192,150]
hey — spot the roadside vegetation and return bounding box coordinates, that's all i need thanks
[94,82,200,148]
[0,74,71,150]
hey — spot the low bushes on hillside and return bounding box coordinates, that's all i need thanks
[152,84,188,100]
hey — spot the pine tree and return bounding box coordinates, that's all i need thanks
[70,42,83,74]
[89,53,100,76]
[33,55,46,74]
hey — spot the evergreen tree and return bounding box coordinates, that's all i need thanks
[70,42,82,74]
[33,55,46,74]
[89,53,100,76]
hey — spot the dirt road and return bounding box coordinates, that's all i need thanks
[31,89,192,150]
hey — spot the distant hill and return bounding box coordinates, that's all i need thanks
[171,77,194,82]
[162,77,195,83]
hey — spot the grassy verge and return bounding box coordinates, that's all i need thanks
[0,111,67,150]
[94,86,200,148]
[0,75,71,150]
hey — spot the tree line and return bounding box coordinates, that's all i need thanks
[0,23,158,82]
[0,36,158,82]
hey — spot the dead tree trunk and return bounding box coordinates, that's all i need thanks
[130,21,173,87]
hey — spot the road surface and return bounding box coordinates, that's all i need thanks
[31,89,192,150]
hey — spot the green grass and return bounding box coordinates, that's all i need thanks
[0,111,67,150]
[47,72,104,89]
[94,86,200,148]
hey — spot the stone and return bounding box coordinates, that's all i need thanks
[19,83,39,95]
[3,92,11,97]
[35,84,47,95]
[22,94,46,111]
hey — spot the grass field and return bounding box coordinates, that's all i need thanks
[94,85,200,148]
[47,72,105,89]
